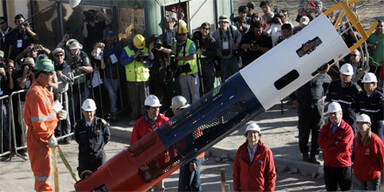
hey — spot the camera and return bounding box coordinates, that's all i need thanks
[135,50,149,62]
[250,41,259,50]
[83,10,97,22]
[192,31,203,41]
[221,49,231,56]
[70,54,82,70]
[23,22,29,27]
[150,35,163,50]
[154,42,162,49]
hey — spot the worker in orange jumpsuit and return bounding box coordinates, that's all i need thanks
[24,58,66,191]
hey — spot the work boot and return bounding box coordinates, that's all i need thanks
[308,154,320,164]
[302,153,309,161]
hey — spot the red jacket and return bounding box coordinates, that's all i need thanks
[353,133,384,181]
[233,141,276,192]
[130,113,169,145]
[318,119,354,167]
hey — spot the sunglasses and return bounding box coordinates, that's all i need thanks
[177,33,186,36]
[202,27,210,30]
[0,21,5,25]
[55,54,64,57]
[350,54,358,57]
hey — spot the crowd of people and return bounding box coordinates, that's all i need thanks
[0,0,384,191]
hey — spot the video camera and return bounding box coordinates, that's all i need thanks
[150,35,163,50]
[83,9,97,22]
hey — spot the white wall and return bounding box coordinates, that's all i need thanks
[188,0,215,31]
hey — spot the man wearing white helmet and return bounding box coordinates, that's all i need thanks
[233,123,276,191]
[358,72,384,141]
[353,114,384,191]
[169,96,204,192]
[326,63,362,133]
[130,94,169,191]
[74,98,110,179]
[318,102,354,191]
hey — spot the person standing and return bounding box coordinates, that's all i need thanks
[24,58,66,191]
[212,15,242,82]
[120,34,151,120]
[358,73,384,141]
[353,114,384,191]
[174,25,200,103]
[130,95,169,191]
[74,98,110,179]
[293,64,331,164]
[326,63,361,133]
[233,123,276,191]
[195,22,217,94]
[170,96,204,191]
[318,102,354,191]
[367,20,384,77]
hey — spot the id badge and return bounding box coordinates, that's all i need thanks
[17,40,23,48]
[110,54,118,64]
[222,41,229,50]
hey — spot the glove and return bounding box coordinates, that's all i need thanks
[48,135,58,148]
[57,110,67,120]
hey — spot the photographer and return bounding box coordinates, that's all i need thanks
[212,15,242,82]
[15,43,50,65]
[7,14,38,60]
[82,9,112,54]
[120,34,151,121]
[52,47,73,144]
[66,39,93,124]
[148,35,174,111]
[174,25,200,104]
[240,20,272,67]
[194,23,217,94]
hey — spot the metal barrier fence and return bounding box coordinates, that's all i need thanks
[0,95,11,158]
[0,65,128,161]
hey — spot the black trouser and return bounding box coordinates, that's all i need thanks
[324,166,352,191]
[298,101,324,155]
[200,60,215,94]
[126,81,149,120]
[78,152,106,177]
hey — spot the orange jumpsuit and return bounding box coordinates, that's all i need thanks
[24,82,58,192]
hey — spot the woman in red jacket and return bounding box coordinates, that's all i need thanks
[353,114,384,191]
[233,123,276,192]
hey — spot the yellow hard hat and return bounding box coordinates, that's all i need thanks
[133,34,145,49]
[177,24,188,34]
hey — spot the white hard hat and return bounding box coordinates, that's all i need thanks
[170,96,190,109]
[244,123,261,135]
[361,72,378,83]
[144,95,162,107]
[339,63,354,76]
[327,102,342,114]
[81,98,97,111]
[357,114,371,124]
